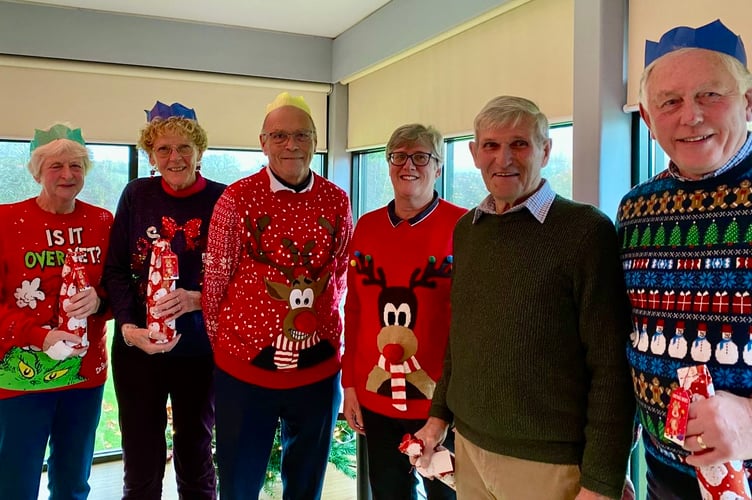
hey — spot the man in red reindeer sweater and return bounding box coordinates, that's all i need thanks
[203,92,353,500]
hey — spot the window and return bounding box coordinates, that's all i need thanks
[351,124,574,219]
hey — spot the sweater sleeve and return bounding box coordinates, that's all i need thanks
[575,212,635,499]
[103,184,142,328]
[202,189,243,346]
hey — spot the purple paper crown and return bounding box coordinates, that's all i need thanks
[645,19,746,67]
[145,101,197,122]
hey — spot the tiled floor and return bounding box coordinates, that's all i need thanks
[39,460,356,499]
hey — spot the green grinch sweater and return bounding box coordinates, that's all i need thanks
[430,196,635,499]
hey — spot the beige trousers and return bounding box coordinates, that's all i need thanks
[455,430,581,500]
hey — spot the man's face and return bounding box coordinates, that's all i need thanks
[260,106,316,185]
[469,118,551,213]
[641,49,752,178]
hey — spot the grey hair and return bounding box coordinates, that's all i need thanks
[386,124,444,164]
[474,96,549,145]
[28,139,91,179]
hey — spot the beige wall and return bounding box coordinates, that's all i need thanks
[0,56,330,150]
[627,0,752,110]
[348,0,574,150]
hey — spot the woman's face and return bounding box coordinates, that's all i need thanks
[149,132,201,191]
[35,151,85,210]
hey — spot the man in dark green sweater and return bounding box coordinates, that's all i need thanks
[413,96,635,499]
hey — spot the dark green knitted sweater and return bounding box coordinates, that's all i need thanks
[430,196,635,499]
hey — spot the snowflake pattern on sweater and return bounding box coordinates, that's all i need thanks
[617,152,752,475]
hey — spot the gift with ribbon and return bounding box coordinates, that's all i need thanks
[58,249,90,349]
[666,365,752,500]
[146,239,179,343]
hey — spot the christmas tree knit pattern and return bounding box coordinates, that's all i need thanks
[617,161,752,475]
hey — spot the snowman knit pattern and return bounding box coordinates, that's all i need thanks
[617,150,752,477]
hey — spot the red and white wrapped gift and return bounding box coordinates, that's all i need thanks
[399,434,456,490]
[665,365,751,500]
[58,249,90,348]
[146,239,179,343]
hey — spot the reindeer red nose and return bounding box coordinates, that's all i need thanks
[293,311,317,334]
[382,343,404,363]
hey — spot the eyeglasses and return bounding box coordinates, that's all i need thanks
[154,144,194,158]
[388,152,436,167]
[263,130,315,145]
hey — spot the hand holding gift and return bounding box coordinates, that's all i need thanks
[665,365,752,499]
[146,239,179,344]
[58,249,92,351]
[399,433,455,490]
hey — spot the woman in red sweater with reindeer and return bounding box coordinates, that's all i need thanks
[342,124,466,500]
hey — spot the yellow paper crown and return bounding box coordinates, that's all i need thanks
[265,92,311,116]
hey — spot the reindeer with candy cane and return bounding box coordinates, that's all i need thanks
[351,252,452,411]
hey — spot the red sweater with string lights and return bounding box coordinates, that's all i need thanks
[203,168,353,389]
[342,198,466,419]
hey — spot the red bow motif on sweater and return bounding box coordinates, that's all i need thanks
[161,216,202,250]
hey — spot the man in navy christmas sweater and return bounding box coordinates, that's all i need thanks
[617,19,752,499]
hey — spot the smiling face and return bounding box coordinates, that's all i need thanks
[149,132,200,191]
[469,118,551,213]
[388,141,441,208]
[641,49,752,179]
[35,150,86,213]
[261,106,316,185]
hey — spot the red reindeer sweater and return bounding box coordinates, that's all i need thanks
[342,198,466,419]
[203,168,353,389]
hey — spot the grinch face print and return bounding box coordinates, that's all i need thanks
[351,253,452,411]
[0,346,84,390]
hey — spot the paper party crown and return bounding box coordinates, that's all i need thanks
[145,101,197,122]
[30,124,85,152]
[645,19,746,67]
[265,92,312,116]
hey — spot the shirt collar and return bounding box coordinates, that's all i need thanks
[387,191,440,227]
[667,132,752,181]
[266,166,314,193]
[473,179,556,224]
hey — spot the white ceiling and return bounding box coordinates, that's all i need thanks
[13,0,393,38]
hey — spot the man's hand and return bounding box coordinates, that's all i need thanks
[63,287,100,319]
[684,391,752,466]
[343,387,365,435]
[413,417,450,470]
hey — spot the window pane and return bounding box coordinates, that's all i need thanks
[547,125,573,199]
[445,138,486,209]
[0,140,40,203]
[80,145,130,214]
[356,151,392,215]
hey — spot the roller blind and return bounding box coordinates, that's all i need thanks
[626,0,752,111]
[347,0,573,150]
[0,55,330,150]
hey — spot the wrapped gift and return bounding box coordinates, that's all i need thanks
[665,365,752,500]
[398,434,456,490]
[58,249,89,349]
[146,239,178,343]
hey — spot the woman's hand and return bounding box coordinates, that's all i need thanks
[343,387,365,435]
[42,328,87,359]
[152,289,201,321]
[63,287,101,319]
[121,323,180,355]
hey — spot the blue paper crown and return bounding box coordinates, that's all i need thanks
[145,101,197,122]
[645,19,746,67]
